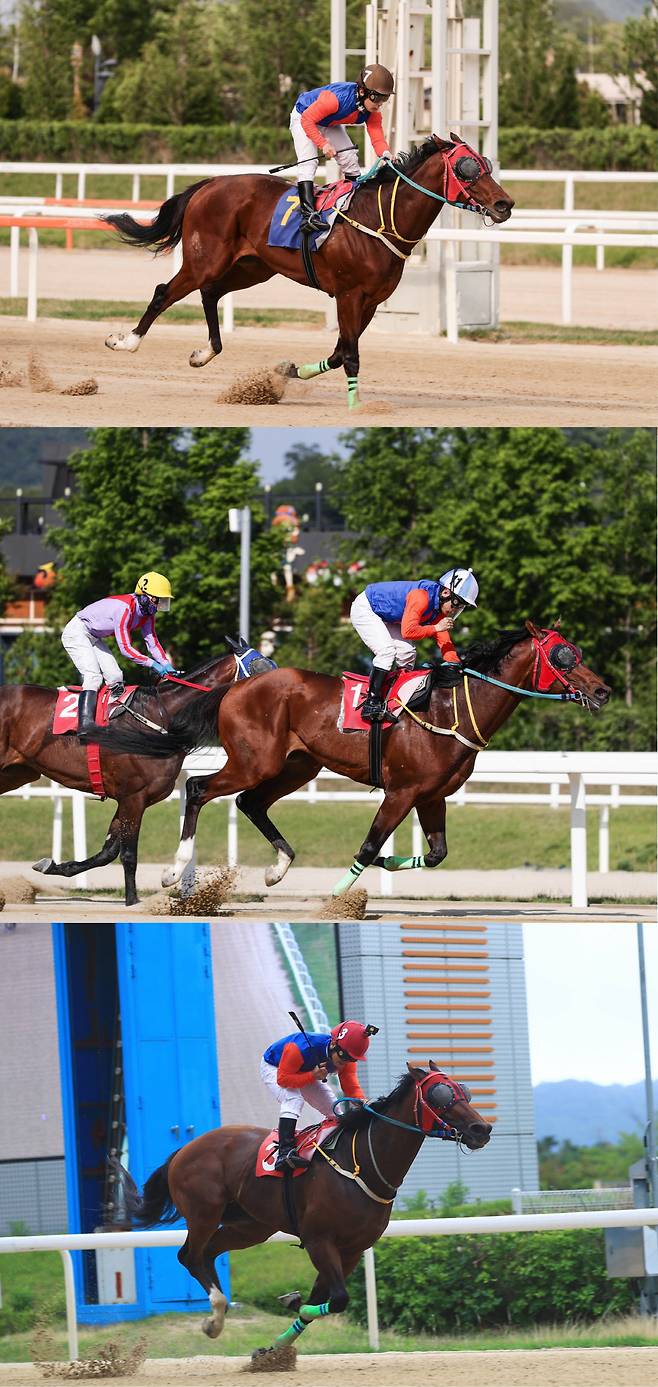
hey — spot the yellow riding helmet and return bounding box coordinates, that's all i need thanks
[135,571,172,612]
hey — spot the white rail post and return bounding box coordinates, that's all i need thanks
[222,293,234,332]
[363,1246,380,1350]
[77,170,86,200]
[412,808,422,858]
[569,772,588,908]
[227,798,238,867]
[55,171,63,199]
[60,1250,79,1361]
[598,803,609,874]
[27,226,38,322]
[561,232,573,325]
[52,791,63,862]
[72,791,88,890]
[131,172,140,201]
[9,224,19,296]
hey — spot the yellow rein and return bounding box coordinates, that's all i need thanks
[311,1132,394,1206]
[335,176,417,261]
[399,675,488,751]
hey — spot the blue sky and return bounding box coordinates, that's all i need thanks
[523,923,658,1086]
[247,428,345,484]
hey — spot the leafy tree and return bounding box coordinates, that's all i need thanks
[539,1131,645,1188]
[97,0,227,126]
[5,428,284,684]
[223,0,329,126]
[624,5,658,128]
[499,0,560,126]
[270,442,346,527]
[274,580,363,674]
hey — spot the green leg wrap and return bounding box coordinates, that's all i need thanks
[297,358,332,381]
[332,858,366,896]
[379,854,426,872]
[275,1300,331,1344]
[347,375,360,408]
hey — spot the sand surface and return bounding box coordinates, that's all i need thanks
[0,317,655,427]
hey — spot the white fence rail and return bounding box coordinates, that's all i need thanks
[1,1208,656,1359]
[2,164,655,333]
[6,750,655,907]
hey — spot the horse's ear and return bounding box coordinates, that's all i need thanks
[525,620,541,638]
[432,133,453,151]
[407,1062,428,1079]
[428,1059,441,1072]
[449,131,461,143]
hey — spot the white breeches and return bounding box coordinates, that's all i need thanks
[350,591,416,672]
[260,1057,337,1121]
[61,616,123,691]
[288,108,361,183]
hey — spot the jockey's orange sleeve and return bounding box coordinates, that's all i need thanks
[365,111,389,157]
[300,91,341,147]
[400,589,459,661]
[276,1041,317,1089]
[339,1062,365,1101]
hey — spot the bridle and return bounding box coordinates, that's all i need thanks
[314,1072,477,1205]
[463,628,591,707]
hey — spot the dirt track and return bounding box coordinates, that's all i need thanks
[0,317,655,426]
[2,1348,658,1387]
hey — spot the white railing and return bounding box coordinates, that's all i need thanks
[2,1208,656,1359]
[6,750,656,907]
[271,921,331,1032]
[2,164,655,334]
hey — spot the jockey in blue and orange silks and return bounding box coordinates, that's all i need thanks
[60,571,175,738]
[260,1020,376,1170]
[351,566,480,723]
[289,64,395,233]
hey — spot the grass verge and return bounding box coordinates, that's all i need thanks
[464,321,658,346]
[0,298,325,327]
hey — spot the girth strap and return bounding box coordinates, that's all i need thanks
[312,1133,394,1205]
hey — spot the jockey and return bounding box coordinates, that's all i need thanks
[60,571,175,737]
[260,1020,375,1171]
[290,64,395,233]
[351,567,479,723]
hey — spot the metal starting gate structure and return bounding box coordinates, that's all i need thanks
[331,0,500,333]
[52,922,227,1324]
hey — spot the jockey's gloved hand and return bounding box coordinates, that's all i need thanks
[380,150,394,162]
[321,143,335,159]
[151,658,175,676]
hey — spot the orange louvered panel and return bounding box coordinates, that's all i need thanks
[403,949,489,959]
[404,961,488,971]
[404,990,492,998]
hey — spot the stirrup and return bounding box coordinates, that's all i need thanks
[275,1148,306,1171]
[361,699,386,723]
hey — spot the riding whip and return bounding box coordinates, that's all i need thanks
[288,1010,327,1079]
[269,145,356,174]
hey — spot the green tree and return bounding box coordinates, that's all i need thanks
[224,0,329,126]
[539,1132,645,1188]
[624,5,658,128]
[5,428,284,684]
[499,0,560,126]
[97,0,227,125]
[270,442,346,527]
[274,580,363,674]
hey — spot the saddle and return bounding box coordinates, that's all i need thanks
[267,180,356,255]
[338,668,432,733]
[255,1117,341,1181]
[52,685,137,736]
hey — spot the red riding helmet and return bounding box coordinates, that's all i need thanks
[330,1020,375,1060]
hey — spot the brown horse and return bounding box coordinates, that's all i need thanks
[0,647,265,906]
[112,1062,490,1351]
[104,136,514,406]
[139,621,609,895]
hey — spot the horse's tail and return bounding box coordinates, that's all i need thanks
[89,686,225,760]
[107,1154,180,1228]
[104,178,212,255]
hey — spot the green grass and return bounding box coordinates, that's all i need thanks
[0,297,325,327]
[0,1241,656,1363]
[0,797,653,874]
[465,321,658,347]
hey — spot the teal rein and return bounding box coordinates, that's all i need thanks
[357,155,483,214]
[461,666,577,701]
[333,1097,456,1141]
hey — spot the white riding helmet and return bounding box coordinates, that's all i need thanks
[439,566,479,608]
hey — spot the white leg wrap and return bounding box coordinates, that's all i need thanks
[265,848,293,887]
[161,836,194,887]
[105,330,142,353]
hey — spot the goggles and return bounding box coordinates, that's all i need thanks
[362,87,390,103]
[453,153,493,182]
[333,1044,355,1062]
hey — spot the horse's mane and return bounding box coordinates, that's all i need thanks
[461,627,530,675]
[335,1071,415,1132]
[126,651,229,715]
[370,136,452,187]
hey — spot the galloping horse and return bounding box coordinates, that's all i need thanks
[93,622,610,896]
[104,136,514,406]
[0,648,261,905]
[111,1062,490,1352]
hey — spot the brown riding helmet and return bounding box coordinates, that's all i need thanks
[358,64,395,99]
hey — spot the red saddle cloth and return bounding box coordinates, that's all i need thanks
[340,669,429,732]
[256,1117,338,1180]
[52,685,136,735]
[315,179,354,213]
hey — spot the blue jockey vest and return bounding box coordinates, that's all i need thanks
[264,1031,334,1073]
[295,82,368,127]
[365,580,442,625]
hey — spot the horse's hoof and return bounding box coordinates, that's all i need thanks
[105,331,141,353]
[201,1316,222,1339]
[189,347,216,368]
[161,866,179,888]
[274,360,298,379]
[32,857,54,875]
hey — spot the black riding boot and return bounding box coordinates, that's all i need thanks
[361,666,388,723]
[297,180,323,233]
[274,1116,306,1171]
[77,688,98,739]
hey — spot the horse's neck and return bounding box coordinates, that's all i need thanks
[462,645,536,741]
[384,154,448,243]
[365,1095,425,1192]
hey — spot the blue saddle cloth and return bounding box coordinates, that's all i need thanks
[268,188,330,251]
